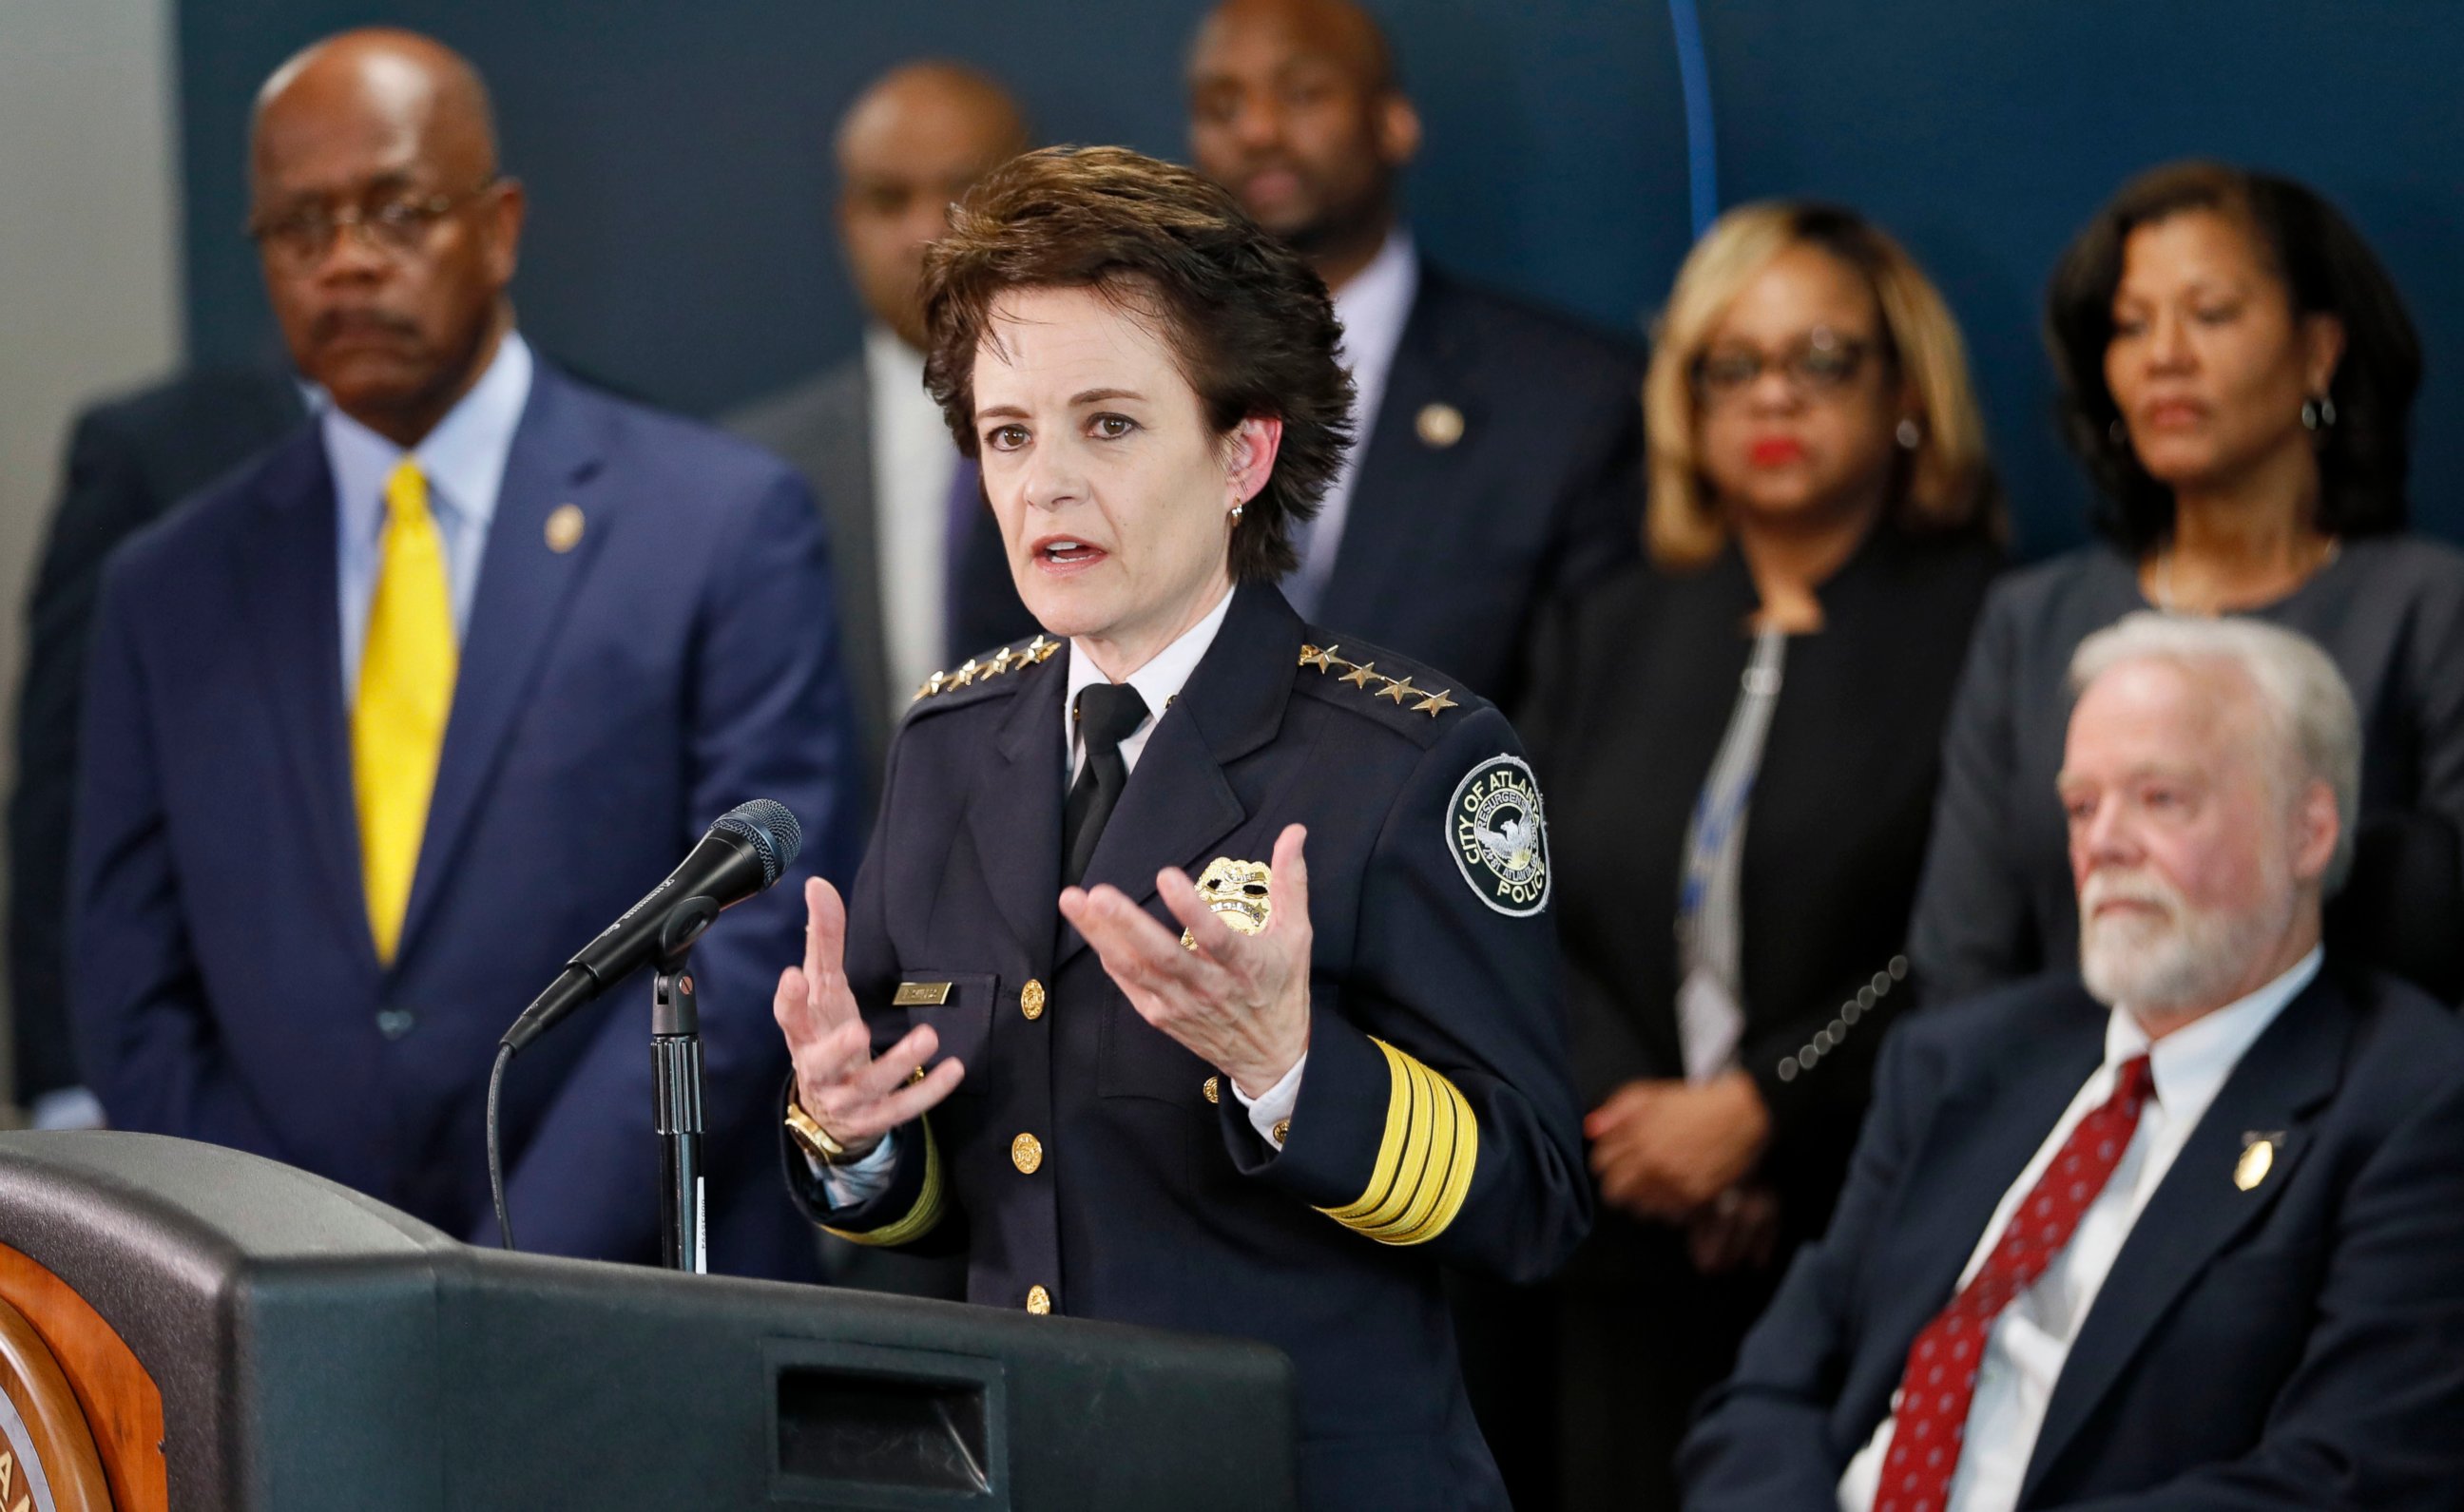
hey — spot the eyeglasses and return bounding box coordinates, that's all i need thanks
[246,181,499,267]
[1692,327,1881,403]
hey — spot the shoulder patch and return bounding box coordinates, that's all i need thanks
[1298,643,1461,718]
[914,633,1060,703]
[1448,754,1550,916]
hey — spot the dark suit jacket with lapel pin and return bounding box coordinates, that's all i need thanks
[956,266,1646,708]
[1682,962,2464,1509]
[69,361,866,1279]
[784,582,1591,1512]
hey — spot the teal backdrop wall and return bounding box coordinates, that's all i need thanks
[178,1,2464,556]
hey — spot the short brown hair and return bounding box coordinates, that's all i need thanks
[920,144,1354,582]
[2045,161,2421,551]
[1644,201,2002,569]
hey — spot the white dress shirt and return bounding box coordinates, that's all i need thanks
[1837,947,2322,1512]
[1285,227,1419,617]
[818,587,1299,1205]
[325,330,533,693]
[864,324,962,719]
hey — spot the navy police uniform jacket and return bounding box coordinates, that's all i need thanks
[783,583,1591,1511]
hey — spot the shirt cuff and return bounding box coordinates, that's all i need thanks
[809,1128,900,1207]
[1232,1054,1306,1148]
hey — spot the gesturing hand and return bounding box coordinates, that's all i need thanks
[773,876,964,1160]
[1058,823,1314,1099]
[1586,1071,1772,1220]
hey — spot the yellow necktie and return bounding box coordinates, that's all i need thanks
[354,459,458,963]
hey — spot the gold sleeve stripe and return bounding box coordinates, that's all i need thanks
[1316,1037,1481,1247]
[822,1119,945,1248]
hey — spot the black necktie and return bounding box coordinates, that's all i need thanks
[1062,682,1150,887]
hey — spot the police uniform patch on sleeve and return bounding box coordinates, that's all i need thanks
[1450,755,1550,916]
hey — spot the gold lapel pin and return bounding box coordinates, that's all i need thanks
[1415,401,1466,450]
[2234,1136,2276,1192]
[545,503,586,553]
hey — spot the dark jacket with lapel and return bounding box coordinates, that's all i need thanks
[954,264,1645,707]
[11,364,307,1103]
[1683,965,2464,1510]
[788,584,1591,1511]
[70,363,865,1278]
[1526,526,2001,1234]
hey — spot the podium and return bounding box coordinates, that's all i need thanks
[0,1132,1295,1511]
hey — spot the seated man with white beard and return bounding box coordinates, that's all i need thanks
[1682,612,2464,1512]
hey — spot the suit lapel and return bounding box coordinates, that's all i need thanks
[1317,271,1473,627]
[2020,973,2348,1503]
[1056,585,1297,968]
[966,654,1068,967]
[393,368,609,962]
[237,433,372,967]
[1858,1006,2108,1418]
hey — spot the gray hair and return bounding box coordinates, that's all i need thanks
[2069,611,2360,892]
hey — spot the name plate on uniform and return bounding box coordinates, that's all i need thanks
[892,981,953,1006]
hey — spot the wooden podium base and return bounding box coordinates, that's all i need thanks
[0,1241,163,1511]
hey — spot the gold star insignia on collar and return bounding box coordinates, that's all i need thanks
[1027,634,1059,663]
[952,658,982,688]
[1412,689,1458,717]
[986,645,1016,675]
[1340,660,1379,688]
[1376,676,1418,703]
[1299,643,1338,671]
[1298,641,1466,722]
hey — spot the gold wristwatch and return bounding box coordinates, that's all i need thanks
[784,1097,855,1165]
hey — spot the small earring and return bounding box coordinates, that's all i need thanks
[1230,503,1244,525]
[2108,416,2129,448]
[2300,393,2338,432]
[1895,417,1922,450]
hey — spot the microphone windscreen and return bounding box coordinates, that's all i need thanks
[712,798,801,885]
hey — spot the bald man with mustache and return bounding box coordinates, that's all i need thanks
[69,29,863,1278]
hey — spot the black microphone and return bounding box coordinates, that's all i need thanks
[499,798,802,1053]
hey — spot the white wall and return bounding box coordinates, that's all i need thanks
[0,0,185,1109]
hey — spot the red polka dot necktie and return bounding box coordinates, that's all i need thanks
[1871,1055,2154,1512]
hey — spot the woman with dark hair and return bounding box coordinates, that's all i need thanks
[1911,161,2464,1004]
[1523,201,2003,1512]
[765,145,1588,1512]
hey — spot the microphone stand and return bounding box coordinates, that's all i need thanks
[649,901,720,1274]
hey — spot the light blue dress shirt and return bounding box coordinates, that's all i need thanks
[322,331,535,699]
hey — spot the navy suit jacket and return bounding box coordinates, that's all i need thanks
[956,265,1643,706]
[69,363,864,1278]
[1682,965,2464,1510]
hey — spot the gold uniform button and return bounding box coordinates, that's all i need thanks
[1021,979,1046,1021]
[1011,1132,1044,1174]
[1203,1076,1221,1104]
[1415,401,1466,450]
[1271,1118,1291,1146]
[1025,1285,1051,1314]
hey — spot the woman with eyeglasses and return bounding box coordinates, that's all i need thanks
[1909,162,2464,1008]
[1518,201,2003,1512]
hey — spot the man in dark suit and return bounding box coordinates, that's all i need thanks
[1165,0,1645,708]
[10,364,305,1126]
[730,62,1030,787]
[70,29,860,1277]
[1685,612,2464,1510]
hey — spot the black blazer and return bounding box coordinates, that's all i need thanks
[1523,526,2000,1224]
[9,365,305,1102]
[954,262,1645,706]
[1683,964,2464,1510]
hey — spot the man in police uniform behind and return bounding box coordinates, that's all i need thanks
[770,146,1589,1510]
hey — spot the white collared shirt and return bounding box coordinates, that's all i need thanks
[1059,585,1235,786]
[325,330,534,696]
[865,324,963,716]
[1285,227,1419,616]
[1838,947,2323,1512]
